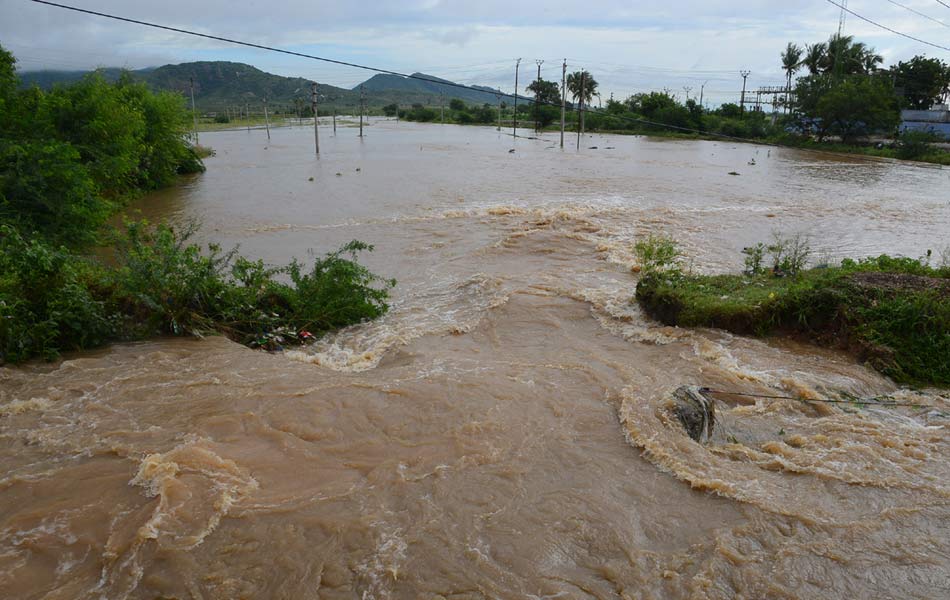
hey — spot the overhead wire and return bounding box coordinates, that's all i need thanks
[883,0,950,28]
[823,0,950,51]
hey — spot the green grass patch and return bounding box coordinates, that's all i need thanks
[636,255,950,386]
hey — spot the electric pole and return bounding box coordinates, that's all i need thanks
[534,59,543,133]
[513,58,521,137]
[245,101,250,132]
[495,93,502,131]
[263,97,271,140]
[560,59,566,149]
[311,82,320,156]
[699,80,708,108]
[359,85,364,138]
[683,86,692,102]
[189,77,199,144]
[577,72,586,150]
[440,91,444,124]
[739,70,751,115]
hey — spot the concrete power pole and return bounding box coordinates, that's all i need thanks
[739,70,751,115]
[513,58,521,137]
[495,93,502,131]
[683,86,692,102]
[699,80,708,108]
[263,98,271,140]
[245,101,250,132]
[534,59,544,133]
[189,77,199,144]
[560,59,567,149]
[576,72,586,150]
[359,85,365,138]
[440,91,445,124]
[311,82,320,156]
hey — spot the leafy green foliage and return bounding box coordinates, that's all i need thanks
[0,222,394,364]
[0,226,113,362]
[890,56,950,110]
[634,234,683,276]
[793,74,899,142]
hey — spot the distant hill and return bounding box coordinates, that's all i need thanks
[357,72,504,106]
[17,61,508,111]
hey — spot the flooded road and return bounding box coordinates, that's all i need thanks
[2,121,949,599]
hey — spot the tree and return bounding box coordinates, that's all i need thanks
[449,98,466,111]
[781,43,804,112]
[800,35,882,77]
[566,71,598,107]
[382,103,399,116]
[526,79,561,105]
[891,56,950,110]
[794,74,898,142]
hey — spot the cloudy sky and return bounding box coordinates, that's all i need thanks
[2,0,948,105]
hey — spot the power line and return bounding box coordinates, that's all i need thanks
[936,0,950,10]
[884,0,950,28]
[823,0,950,52]
[28,1,523,102]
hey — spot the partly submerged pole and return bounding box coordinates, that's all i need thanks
[513,58,521,138]
[189,76,199,144]
[560,59,566,149]
[311,82,320,156]
[263,98,271,140]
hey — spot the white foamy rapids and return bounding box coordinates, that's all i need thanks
[287,273,510,372]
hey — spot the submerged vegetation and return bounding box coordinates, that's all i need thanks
[0,45,393,364]
[635,236,950,387]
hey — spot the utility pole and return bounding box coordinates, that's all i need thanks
[263,98,271,140]
[560,59,566,149]
[440,91,445,124]
[495,93,502,131]
[332,103,337,135]
[577,72,586,150]
[189,77,199,144]
[534,59,544,133]
[683,86,692,102]
[699,80,708,108]
[739,70,751,115]
[359,85,365,138]
[245,101,250,132]
[513,58,521,137]
[311,82,320,156]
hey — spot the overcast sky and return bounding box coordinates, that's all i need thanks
[2,0,949,105]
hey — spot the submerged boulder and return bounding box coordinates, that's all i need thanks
[670,386,716,443]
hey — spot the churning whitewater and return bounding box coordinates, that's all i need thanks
[2,121,948,599]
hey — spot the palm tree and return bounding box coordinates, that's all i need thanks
[781,43,804,113]
[803,42,826,75]
[566,70,598,108]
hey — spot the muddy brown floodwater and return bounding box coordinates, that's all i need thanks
[2,121,949,599]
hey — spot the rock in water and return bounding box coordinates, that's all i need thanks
[670,386,715,443]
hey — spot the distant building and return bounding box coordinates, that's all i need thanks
[900,104,950,140]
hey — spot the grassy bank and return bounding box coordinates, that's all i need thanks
[634,240,950,386]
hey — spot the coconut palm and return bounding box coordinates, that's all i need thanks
[803,42,827,75]
[781,43,804,112]
[566,70,598,108]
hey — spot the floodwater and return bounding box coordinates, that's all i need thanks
[2,120,949,599]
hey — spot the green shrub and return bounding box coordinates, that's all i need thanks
[0,226,113,362]
[634,234,683,276]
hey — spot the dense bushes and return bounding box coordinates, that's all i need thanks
[0,222,394,363]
